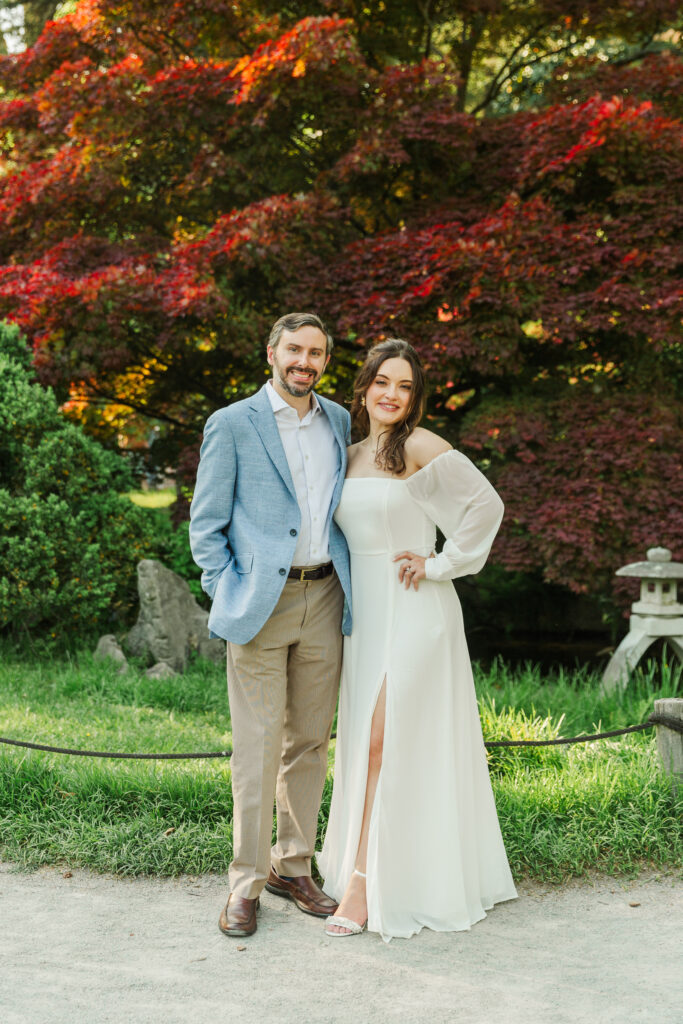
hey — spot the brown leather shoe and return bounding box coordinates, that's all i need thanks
[218,894,259,937]
[265,868,338,918]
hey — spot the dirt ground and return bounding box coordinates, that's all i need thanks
[1,863,681,1024]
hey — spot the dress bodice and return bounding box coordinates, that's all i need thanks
[333,450,504,582]
[335,479,435,557]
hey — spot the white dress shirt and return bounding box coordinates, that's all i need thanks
[266,381,338,566]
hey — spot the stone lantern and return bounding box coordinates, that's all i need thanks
[601,547,683,692]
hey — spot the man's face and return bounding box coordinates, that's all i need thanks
[267,326,330,398]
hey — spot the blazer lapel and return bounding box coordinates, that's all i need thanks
[317,393,346,456]
[317,394,348,508]
[247,385,296,500]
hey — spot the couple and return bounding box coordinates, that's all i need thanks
[189,312,517,942]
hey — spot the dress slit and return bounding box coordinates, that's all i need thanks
[363,672,387,816]
[363,673,387,931]
[352,669,387,862]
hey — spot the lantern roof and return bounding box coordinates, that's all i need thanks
[615,547,683,580]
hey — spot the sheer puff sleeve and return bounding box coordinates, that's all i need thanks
[406,449,504,582]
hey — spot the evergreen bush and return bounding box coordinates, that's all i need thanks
[162,520,205,605]
[0,322,157,640]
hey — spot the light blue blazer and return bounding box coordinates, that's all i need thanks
[189,383,352,645]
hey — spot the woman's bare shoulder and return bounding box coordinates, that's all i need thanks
[406,427,452,469]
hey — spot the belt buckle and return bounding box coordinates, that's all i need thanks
[299,568,307,582]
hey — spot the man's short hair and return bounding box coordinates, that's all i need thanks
[268,312,333,356]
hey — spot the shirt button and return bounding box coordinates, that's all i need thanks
[279,568,286,576]
[290,528,297,536]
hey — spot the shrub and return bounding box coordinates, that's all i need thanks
[0,322,158,640]
[140,512,206,606]
[162,520,205,604]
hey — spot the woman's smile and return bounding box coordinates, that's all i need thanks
[365,357,414,425]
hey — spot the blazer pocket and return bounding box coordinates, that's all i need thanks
[234,553,254,574]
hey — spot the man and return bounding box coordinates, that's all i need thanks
[189,312,352,937]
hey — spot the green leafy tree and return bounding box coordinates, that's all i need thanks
[0,320,159,640]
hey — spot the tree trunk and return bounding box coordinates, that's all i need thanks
[454,14,487,113]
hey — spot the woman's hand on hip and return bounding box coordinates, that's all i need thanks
[393,551,427,591]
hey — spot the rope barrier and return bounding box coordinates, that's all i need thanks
[0,713,680,760]
[0,738,230,759]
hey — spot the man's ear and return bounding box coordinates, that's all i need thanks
[266,345,274,366]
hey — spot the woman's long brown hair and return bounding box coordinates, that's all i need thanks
[350,339,426,476]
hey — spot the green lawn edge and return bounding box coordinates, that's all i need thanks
[1,650,681,880]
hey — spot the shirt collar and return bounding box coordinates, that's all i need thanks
[266,380,321,419]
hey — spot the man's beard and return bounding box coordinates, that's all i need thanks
[272,359,320,397]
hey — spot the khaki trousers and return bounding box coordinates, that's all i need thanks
[226,571,344,899]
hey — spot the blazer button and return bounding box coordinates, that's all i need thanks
[290,528,297,536]
[279,568,286,576]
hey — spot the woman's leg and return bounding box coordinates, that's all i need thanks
[327,680,386,933]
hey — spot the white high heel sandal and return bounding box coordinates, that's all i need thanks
[324,870,368,937]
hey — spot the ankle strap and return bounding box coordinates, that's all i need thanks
[352,869,366,878]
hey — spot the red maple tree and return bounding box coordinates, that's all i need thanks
[0,1,680,609]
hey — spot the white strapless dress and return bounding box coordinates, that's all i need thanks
[317,450,517,941]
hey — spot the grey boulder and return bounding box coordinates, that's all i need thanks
[145,661,178,680]
[124,559,225,672]
[94,634,128,674]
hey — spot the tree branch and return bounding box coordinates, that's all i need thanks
[416,0,443,61]
[452,14,487,112]
[611,31,659,67]
[79,382,192,431]
[472,20,552,114]
[471,37,579,115]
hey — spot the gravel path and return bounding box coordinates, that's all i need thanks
[1,864,681,1024]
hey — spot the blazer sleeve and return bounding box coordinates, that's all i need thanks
[406,450,504,582]
[189,410,236,599]
[342,407,352,447]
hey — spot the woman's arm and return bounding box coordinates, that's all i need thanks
[406,448,504,582]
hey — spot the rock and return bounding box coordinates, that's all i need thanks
[124,621,148,661]
[124,559,225,672]
[94,634,128,673]
[146,661,178,680]
[198,635,226,664]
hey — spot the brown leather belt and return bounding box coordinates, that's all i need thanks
[288,562,334,582]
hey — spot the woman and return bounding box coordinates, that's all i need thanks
[317,339,517,941]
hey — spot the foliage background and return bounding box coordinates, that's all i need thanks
[0,1,681,638]
[0,320,159,639]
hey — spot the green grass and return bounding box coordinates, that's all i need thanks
[0,648,681,880]
[127,488,176,509]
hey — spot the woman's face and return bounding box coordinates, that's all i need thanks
[365,357,414,429]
